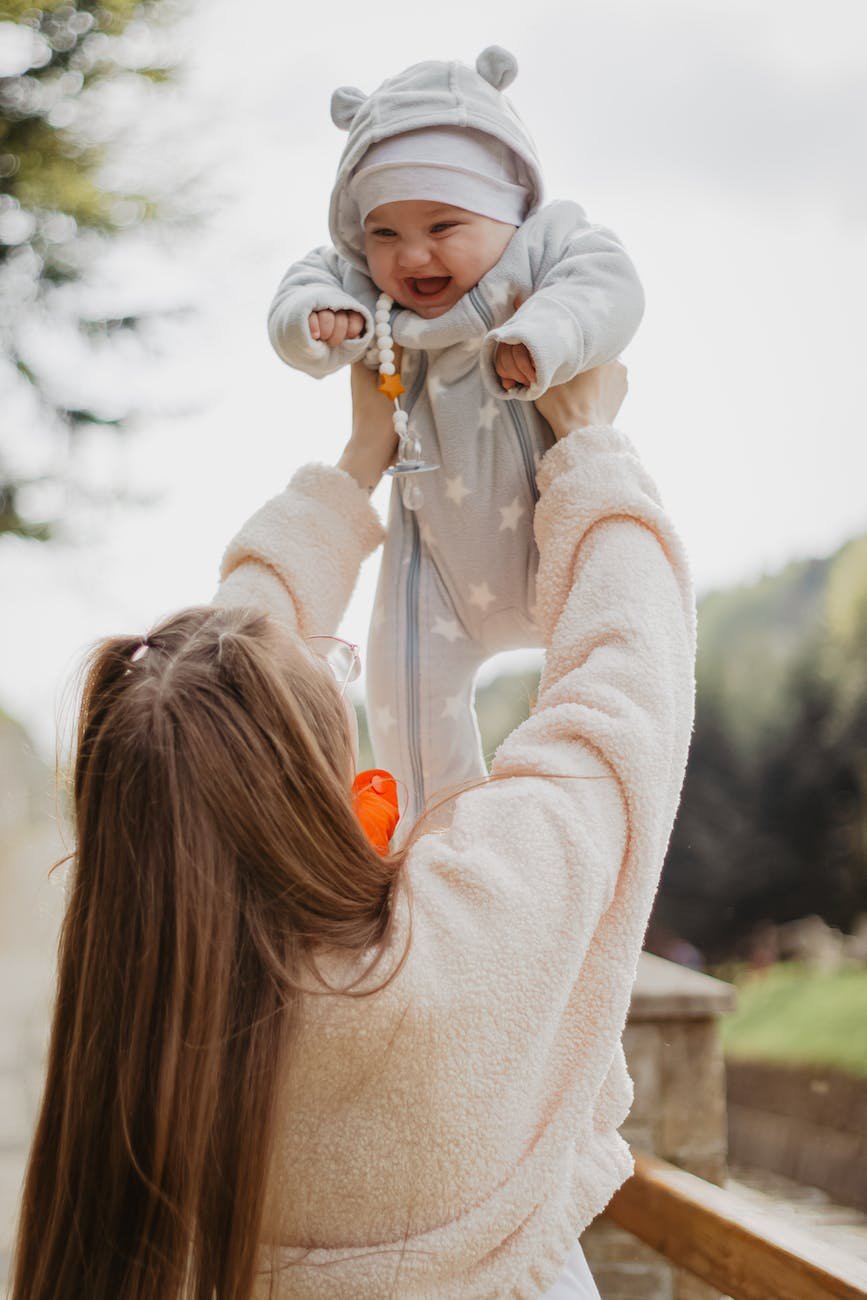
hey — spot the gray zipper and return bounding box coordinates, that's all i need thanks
[401,350,429,813]
[468,287,539,502]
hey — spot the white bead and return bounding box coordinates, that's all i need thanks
[380,362,396,375]
[375,309,390,323]
[379,347,395,363]
[393,415,408,431]
[375,323,390,339]
[376,293,392,309]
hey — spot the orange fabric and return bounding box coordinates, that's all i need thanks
[351,769,400,855]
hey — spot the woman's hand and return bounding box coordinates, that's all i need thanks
[534,360,628,441]
[337,349,402,494]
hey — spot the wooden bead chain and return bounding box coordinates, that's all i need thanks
[365,292,438,511]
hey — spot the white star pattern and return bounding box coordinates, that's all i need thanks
[478,397,498,433]
[469,581,495,613]
[375,705,396,734]
[445,475,471,506]
[441,693,464,720]
[432,616,466,643]
[499,496,526,532]
[427,374,447,400]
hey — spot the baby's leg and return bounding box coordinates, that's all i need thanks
[366,518,488,834]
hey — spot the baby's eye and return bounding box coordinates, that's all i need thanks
[370,228,396,239]
[430,222,458,234]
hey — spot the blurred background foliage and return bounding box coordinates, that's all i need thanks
[660,530,867,960]
[360,530,867,963]
[0,0,185,538]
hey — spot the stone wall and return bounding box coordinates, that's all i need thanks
[727,1060,867,1211]
[581,954,736,1300]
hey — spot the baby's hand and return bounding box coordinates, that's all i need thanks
[495,341,537,391]
[309,309,366,347]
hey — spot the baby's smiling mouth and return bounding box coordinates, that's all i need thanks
[407,276,451,297]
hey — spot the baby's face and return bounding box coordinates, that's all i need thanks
[363,200,516,318]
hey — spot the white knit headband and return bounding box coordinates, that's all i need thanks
[349,126,530,227]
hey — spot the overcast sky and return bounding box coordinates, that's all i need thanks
[2,0,866,755]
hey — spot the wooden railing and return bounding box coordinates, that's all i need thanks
[605,1152,867,1300]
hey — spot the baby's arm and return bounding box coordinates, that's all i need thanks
[268,245,376,379]
[481,201,645,401]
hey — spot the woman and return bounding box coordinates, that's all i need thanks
[11,360,695,1299]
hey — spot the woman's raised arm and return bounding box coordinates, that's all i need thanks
[212,362,398,636]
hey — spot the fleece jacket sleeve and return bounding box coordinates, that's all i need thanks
[479,201,645,402]
[407,422,695,1031]
[212,464,385,637]
[268,245,376,379]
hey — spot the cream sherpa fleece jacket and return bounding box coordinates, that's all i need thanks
[214,424,696,1299]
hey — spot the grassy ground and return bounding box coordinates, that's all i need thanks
[719,963,867,1078]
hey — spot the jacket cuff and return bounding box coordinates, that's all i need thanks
[268,287,373,378]
[479,298,586,401]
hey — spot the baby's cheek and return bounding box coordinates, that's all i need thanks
[365,247,395,294]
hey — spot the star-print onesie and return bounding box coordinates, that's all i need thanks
[268,49,645,829]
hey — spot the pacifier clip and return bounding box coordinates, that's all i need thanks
[364,292,438,511]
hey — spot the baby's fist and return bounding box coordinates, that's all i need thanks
[309,309,366,347]
[495,341,537,391]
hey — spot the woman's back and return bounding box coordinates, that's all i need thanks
[11,366,695,1300]
[248,423,694,1295]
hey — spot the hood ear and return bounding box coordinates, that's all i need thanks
[475,45,518,91]
[330,85,367,130]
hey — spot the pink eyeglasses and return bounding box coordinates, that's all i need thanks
[305,636,362,698]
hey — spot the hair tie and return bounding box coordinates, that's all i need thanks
[352,769,400,855]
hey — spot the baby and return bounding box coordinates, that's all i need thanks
[269,46,644,826]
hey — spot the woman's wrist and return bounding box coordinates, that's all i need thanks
[342,361,400,493]
[534,362,629,441]
[337,435,394,495]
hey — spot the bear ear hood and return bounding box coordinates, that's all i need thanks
[475,45,518,91]
[328,46,545,273]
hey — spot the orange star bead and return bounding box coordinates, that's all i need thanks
[378,372,406,400]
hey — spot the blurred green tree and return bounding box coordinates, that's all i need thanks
[657,533,867,960]
[0,0,184,538]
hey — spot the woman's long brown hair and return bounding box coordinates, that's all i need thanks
[11,605,407,1300]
